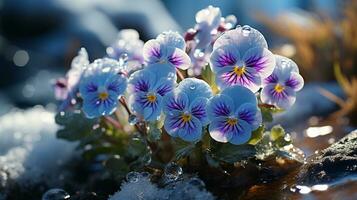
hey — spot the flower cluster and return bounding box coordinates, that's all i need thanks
[55,6,304,146]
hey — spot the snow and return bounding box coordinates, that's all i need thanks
[0,106,77,190]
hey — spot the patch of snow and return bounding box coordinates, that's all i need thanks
[0,106,77,189]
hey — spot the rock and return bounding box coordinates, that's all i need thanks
[297,130,357,185]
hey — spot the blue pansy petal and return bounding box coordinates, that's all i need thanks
[273,55,300,82]
[285,72,304,91]
[207,94,235,120]
[106,74,127,95]
[143,39,162,64]
[236,103,262,130]
[209,116,233,143]
[142,94,163,121]
[163,92,189,114]
[176,78,212,102]
[156,31,186,50]
[221,85,257,109]
[128,69,156,93]
[213,26,268,52]
[189,97,209,125]
[261,84,296,109]
[216,66,261,92]
[243,47,275,79]
[146,63,176,80]
[81,93,101,118]
[164,111,183,137]
[166,46,191,70]
[229,120,252,145]
[177,116,203,142]
[154,77,175,96]
[210,44,240,73]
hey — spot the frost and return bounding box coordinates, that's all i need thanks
[0,107,77,190]
[109,173,215,200]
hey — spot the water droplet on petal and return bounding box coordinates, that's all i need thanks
[128,114,138,125]
[164,162,183,182]
[189,84,196,90]
[126,171,140,183]
[188,178,205,190]
[168,72,175,80]
[42,188,70,200]
[119,53,129,63]
[242,25,251,36]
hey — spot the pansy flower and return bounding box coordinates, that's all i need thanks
[107,29,144,72]
[127,63,176,121]
[163,78,212,142]
[79,58,127,118]
[207,85,262,145]
[261,55,304,109]
[143,31,191,71]
[210,26,276,92]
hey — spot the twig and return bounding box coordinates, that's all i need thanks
[176,68,185,81]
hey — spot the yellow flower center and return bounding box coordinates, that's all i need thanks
[181,113,192,122]
[226,117,238,126]
[147,93,157,103]
[274,84,285,93]
[233,66,245,76]
[98,92,109,100]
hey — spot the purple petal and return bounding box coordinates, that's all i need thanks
[177,116,203,142]
[209,116,233,143]
[213,26,268,52]
[207,94,235,120]
[143,40,162,64]
[285,72,304,91]
[166,47,191,70]
[216,66,261,92]
[261,84,296,109]
[243,47,275,79]
[189,97,209,125]
[210,45,240,72]
[237,103,261,130]
[228,120,252,145]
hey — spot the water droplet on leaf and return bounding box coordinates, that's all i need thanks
[128,114,138,125]
[42,188,70,200]
[126,171,140,183]
[164,162,183,182]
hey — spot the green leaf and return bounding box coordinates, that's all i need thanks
[260,107,273,123]
[201,64,219,94]
[55,111,98,141]
[173,138,195,160]
[211,142,256,163]
[248,125,265,145]
[270,125,285,141]
[104,155,130,177]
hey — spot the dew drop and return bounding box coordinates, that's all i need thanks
[60,111,65,116]
[242,25,251,36]
[42,188,70,200]
[189,84,196,90]
[128,114,138,125]
[164,162,183,182]
[126,171,140,183]
[119,53,129,63]
[167,72,175,80]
